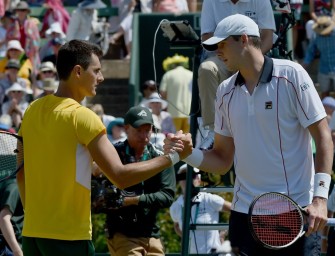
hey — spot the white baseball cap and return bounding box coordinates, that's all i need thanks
[202,14,260,51]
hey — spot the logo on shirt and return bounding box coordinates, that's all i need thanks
[265,101,272,109]
[137,110,148,117]
[300,82,310,91]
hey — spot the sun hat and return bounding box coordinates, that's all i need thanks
[124,106,154,128]
[5,59,20,70]
[144,92,168,109]
[42,78,59,91]
[202,14,260,51]
[107,117,125,135]
[78,0,107,9]
[45,22,66,39]
[162,54,189,71]
[7,40,24,52]
[322,96,335,110]
[312,16,335,36]
[5,82,26,96]
[39,61,56,72]
[14,1,31,12]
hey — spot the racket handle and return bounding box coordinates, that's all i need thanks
[327,218,335,226]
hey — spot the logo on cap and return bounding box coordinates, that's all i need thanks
[137,110,148,117]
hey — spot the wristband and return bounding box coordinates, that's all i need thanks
[314,173,331,199]
[183,148,204,168]
[168,151,180,165]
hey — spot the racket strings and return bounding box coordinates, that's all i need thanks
[251,193,303,247]
[0,133,23,180]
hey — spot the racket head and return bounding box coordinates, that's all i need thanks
[0,131,23,182]
[248,192,304,249]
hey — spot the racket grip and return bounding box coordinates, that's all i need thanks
[327,218,335,226]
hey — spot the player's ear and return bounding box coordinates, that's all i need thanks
[73,65,82,77]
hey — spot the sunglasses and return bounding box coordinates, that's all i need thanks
[11,91,23,93]
[41,70,54,74]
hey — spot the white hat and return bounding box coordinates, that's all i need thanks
[79,0,106,9]
[145,92,168,109]
[45,22,66,39]
[39,61,56,72]
[7,40,24,52]
[202,14,260,51]
[42,78,59,91]
[5,82,26,96]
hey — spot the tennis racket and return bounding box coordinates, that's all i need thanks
[248,192,335,249]
[0,131,23,182]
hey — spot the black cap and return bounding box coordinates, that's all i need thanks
[124,106,154,128]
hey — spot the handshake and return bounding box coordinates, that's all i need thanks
[163,130,193,159]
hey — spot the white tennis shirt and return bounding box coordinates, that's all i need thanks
[215,56,326,213]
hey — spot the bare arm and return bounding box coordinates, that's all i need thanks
[88,132,192,189]
[0,208,23,256]
[187,0,197,12]
[173,222,182,237]
[221,200,232,212]
[305,118,334,236]
[198,133,235,175]
[260,29,274,54]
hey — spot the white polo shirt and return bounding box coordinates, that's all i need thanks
[201,0,276,35]
[214,56,326,213]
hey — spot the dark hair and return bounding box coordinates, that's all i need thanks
[141,80,157,91]
[56,40,103,80]
[231,35,261,49]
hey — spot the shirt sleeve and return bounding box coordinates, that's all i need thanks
[75,107,106,146]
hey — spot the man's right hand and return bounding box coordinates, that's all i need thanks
[163,130,193,160]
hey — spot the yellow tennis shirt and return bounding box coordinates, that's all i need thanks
[18,95,105,240]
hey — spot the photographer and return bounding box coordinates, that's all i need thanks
[103,106,176,256]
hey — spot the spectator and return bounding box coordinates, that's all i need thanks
[13,1,41,74]
[289,0,304,59]
[39,22,66,61]
[32,61,57,98]
[322,96,335,124]
[104,106,176,256]
[139,79,158,107]
[0,40,33,89]
[160,54,192,132]
[106,117,126,144]
[41,37,66,65]
[170,164,231,254]
[145,92,176,134]
[197,0,276,149]
[1,10,20,44]
[35,78,59,99]
[39,0,70,38]
[0,59,28,111]
[89,103,115,128]
[166,14,333,255]
[303,16,335,99]
[2,82,28,130]
[0,114,16,133]
[306,0,335,40]
[0,178,24,256]
[66,0,107,41]
[153,0,189,13]
[109,0,154,59]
